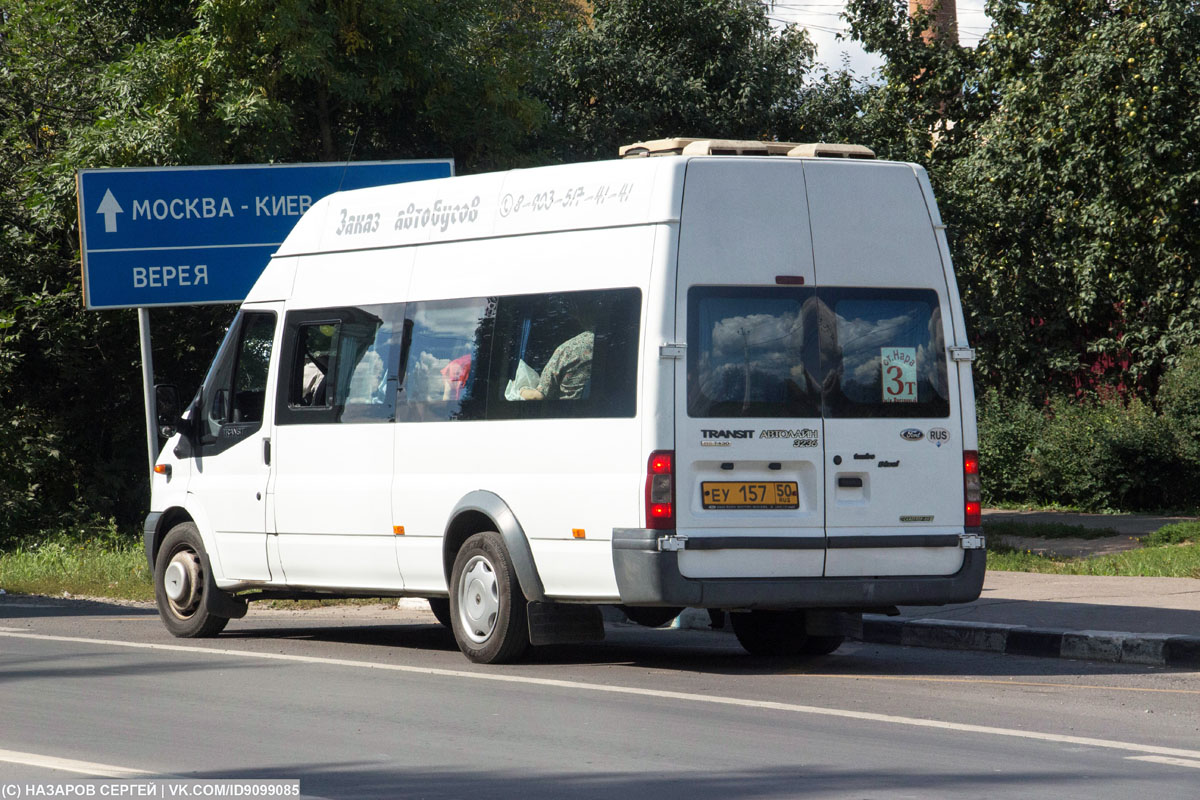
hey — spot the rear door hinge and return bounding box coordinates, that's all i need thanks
[657,534,688,552]
[949,346,976,362]
[960,533,985,550]
[659,343,686,360]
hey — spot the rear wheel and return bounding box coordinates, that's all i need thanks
[800,634,845,656]
[154,522,229,638]
[619,605,684,628]
[449,531,529,663]
[730,610,808,657]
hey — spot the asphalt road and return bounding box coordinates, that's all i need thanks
[1,597,1198,799]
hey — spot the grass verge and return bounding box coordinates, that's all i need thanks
[984,519,1200,578]
[0,536,153,601]
[986,540,1200,578]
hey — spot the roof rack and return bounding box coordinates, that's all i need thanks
[618,138,875,160]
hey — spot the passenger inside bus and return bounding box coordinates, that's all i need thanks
[518,328,593,401]
[516,299,596,402]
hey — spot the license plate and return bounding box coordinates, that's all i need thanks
[701,481,799,510]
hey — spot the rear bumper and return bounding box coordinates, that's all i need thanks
[611,528,986,609]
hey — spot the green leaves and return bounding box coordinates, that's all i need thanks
[0,0,587,544]
[4,0,1200,538]
[846,0,1200,399]
[540,0,819,161]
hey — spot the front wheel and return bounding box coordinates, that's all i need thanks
[153,522,229,638]
[427,597,452,629]
[449,531,529,663]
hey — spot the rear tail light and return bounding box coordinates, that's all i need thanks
[964,450,981,527]
[645,450,675,530]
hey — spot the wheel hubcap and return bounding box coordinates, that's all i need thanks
[458,555,499,644]
[164,549,202,618]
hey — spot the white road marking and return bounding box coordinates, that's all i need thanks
[4,631,1200,763]
[0,747,149,777]
[1127,755,1200,770]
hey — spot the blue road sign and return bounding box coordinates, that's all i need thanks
[76,160,453,309]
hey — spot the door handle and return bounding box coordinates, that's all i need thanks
[837,476,863,488]
[263,438,271,465]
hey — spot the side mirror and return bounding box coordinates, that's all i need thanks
[155,384,184,440]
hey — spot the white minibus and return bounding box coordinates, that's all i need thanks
[146,138,985,663]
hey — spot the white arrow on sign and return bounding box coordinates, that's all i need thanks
[96,188,124,233]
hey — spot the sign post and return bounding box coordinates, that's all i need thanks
[138,309,156,476]
[76,160,454,475]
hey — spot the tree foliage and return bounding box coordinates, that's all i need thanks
[540,0,820,160]
[2,0,842,542]
[846,0,1200,398]
[6,0,1200,538]
[0,0,580,543]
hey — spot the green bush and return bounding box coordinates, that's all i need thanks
[1158,347,1200,461]
[977,389,1046,505]
[978,390,1198,512]
[1143,522,1200,547]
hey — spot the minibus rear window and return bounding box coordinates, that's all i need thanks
[688,287,950,419]
[821,288,950,418]
[687,287,819,419]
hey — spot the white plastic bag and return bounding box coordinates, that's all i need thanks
[504,359,541,401]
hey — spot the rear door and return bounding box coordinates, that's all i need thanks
[804,159,965,577]
[673,158,826,580]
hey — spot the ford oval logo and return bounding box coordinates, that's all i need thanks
[900,428,924,441]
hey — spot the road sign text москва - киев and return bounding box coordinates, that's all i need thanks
[76,160,453,310]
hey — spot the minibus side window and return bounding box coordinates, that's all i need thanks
[277,304,401,425]
[488,288,640,420]
[231,313,276,423]
[687,287,819,419]
[336,311,403,422]
[396,297,494,423]
[819,288,950,418]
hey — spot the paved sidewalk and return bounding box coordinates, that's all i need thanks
[863,510,1200,668]
[867,571,1200,668]
[675,510,1200,668]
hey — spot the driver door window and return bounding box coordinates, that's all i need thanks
[200,311,276,445]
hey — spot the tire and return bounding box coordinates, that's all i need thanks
[448,531,529,664]
[730,610,808,657]
[619,605,684,628]
[800,635,845,656]
[153,522,229,638]
[427,597,452,629]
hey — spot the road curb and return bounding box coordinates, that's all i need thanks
[859,615,1200,668]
